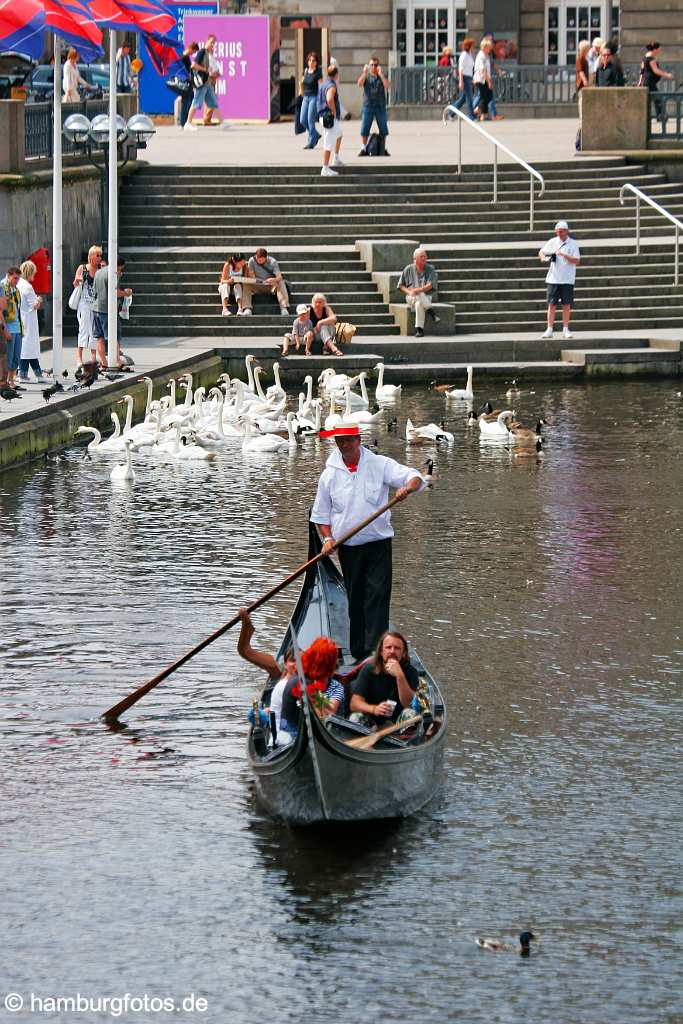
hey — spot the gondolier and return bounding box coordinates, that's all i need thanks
[311,424,426,662]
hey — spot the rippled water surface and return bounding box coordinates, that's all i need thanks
[2,380,682,1024]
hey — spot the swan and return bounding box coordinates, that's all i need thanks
[137,375,154,420]
[193,389,241,445]
[92,412,130,452]
[296,398,322,434]
[405,417,454,445]
[443,365,474,401]
[266,362,287,403]
[299,375,314,417]
[250,368,287,418]
[339,371,371,410]
[341,386,384,425]
[165,423,217,461]
[232,354,258,395]
[323,394,346,431]
[110,440,135,482]
[75,425,108,453]
[374,362,402,401]
[241,416,289,453]
[318,367,355,394]
[479,409,514,439]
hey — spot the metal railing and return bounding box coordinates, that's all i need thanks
[649,92,683,140]
[24,99,109,159]
[619,183,683,285]
[442,103,545,231]
[390,62,683,106]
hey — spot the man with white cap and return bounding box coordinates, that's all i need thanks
[311,425,426,662]
[539,220,581,339]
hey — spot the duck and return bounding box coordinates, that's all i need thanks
[475,931,537,957]
[443,365,474,401]
[110,439,136,482]
[505,379,521,399]
[405,417,454,445]
[479,409,514,439]
[374,362,402,401]
[509,418,546,445]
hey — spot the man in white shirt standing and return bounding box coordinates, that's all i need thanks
[539,219,581,339]
[311,425,425,663]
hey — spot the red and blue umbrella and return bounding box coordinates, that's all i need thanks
[0,0,103,62]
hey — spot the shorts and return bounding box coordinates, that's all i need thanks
[92,310,108,341]
[360,105,389,137]
[7,332,21,371]
[77,304,96,348]
[547,283,574,306]
[323,119,343,151]
[191,83,219,111]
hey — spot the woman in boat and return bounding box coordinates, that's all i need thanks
[279,636,345,737]
[349,629,418,729]
[237,609,297,744]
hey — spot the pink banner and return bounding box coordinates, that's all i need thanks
[183,15,272,122]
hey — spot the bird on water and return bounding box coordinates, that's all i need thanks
[475,931,537,956]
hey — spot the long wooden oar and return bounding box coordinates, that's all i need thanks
[102,494,405,726]
[344,714,423,751]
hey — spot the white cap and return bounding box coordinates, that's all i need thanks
[555,220,569,231]
[296,303,309,315]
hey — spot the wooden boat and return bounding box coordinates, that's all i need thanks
[247,523,448,825]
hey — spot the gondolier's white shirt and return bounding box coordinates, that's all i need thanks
[311,446,425,546]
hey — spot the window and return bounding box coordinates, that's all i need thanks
[394,1,466,67]
[546,2,620,65]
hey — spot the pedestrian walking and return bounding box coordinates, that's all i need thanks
[450,37,476,119]
[16,261,47,382]
[319,65,344,176]
[587,37,604,82]
[357,57,390,156]
[639,42,673,123]
[311,424,426,662]
[299,52,322,150]
[62,49,95,102]
[539,220,581,339]
[116,43,133,94]
[472,39,494,121]
[178,42,199,128]
[574,39,590,151]
[184,35,220,130]
[596,44,624,87]
[1,266,23,391]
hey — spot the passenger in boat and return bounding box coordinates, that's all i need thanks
[311,424,426,663]
[237,610,297,745]
[279,637,345,737]
[349,629,419,730]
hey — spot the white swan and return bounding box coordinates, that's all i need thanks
[479,409,514,439]
[339,371,370,410]
[193,389,241,445]
[75,426,108,453]
[405,417,454,445]
[299,375,314,417]
[318,367,355,394]
[444,365,474,401]
[266,361,287,403]
[241,417,289,453]
[323,394,345,431]
[296,398,322,434]
[375,362,402,401]
[86,412,130,452]
[110,440,135,482]
[166,423,217,461]
[341,386,384,425]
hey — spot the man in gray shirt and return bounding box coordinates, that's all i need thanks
[398,247,438,337]
[243,246,290,316]
[92,259,132,368]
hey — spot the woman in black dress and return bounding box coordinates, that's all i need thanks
[640,41,674,123]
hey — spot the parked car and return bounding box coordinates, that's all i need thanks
[26,63,110,103]
[0,51,33,99]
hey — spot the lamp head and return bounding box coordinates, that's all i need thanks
[63,113,91,145]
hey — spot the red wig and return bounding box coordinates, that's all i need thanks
[301,637,339,681]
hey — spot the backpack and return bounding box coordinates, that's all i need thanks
[365,132,386,156]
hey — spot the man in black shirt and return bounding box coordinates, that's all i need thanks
[350,630,418,729]
[596,45,624,87]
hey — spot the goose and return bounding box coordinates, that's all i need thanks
[405,417,454,445]
[505,379,521,399]
[443,365,474,401]
[110,439,135,482]
[479,400,504,423]
[341,386,384,425]
[479,409,514,439]
[509,418,546,445]
[466,410,478,427]
[510,439,544,460]
[423,458,438,487]
[476,932,537,957]
[374,362,402,401]
[241,416,290,453]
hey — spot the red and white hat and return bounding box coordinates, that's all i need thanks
[319,424,361,439]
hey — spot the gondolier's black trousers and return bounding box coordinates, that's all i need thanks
[338,538,392,661]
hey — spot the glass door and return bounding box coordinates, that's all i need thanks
[394,1,466,67]
[546,2,619,65]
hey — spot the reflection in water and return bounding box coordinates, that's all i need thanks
[1,381,682,1023]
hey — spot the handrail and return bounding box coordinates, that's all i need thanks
[619,183,683,285]
[442,103,545,231]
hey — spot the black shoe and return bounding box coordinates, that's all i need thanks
[303,143,313,149]
[415,327,425,338]
[381,150,390,156]
[427,308,441,323]
[358,148,369,156]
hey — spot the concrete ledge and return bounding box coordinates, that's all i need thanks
[562,346,680,376]
[389,301,455,335]
[580,87,648,151]
[389,103,576,121]
[356,238,419,273]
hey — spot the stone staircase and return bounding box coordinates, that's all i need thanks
[116,157,683,368]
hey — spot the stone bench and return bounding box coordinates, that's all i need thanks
[389,301,456,336]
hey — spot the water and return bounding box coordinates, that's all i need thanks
[2,380,682,1024]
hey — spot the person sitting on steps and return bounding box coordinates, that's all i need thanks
[398,248,439,338]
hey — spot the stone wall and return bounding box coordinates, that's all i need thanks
[620,0,683,64]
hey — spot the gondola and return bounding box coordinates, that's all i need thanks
[247,522,448,825]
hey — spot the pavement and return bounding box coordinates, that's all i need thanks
[143,116,584,168]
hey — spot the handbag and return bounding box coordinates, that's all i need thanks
[68,283,82,310]
[166,75,191,96]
